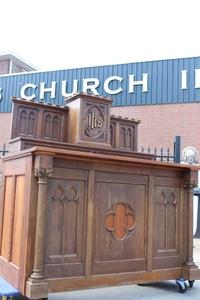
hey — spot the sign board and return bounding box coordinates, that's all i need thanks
[1,57,200,111]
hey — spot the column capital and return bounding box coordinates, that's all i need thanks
[183,170,198,189]
[34,168,53,178]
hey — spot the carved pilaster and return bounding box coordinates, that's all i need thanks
[30,168,53,280]
[183,171,198,268]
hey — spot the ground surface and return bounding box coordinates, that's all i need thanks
[47,239,200,300]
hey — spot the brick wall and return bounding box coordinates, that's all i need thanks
[112,102,200,159]
[0,113,12,149]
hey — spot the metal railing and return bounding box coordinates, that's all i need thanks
[0,144,8,156]
[141,136,181,163]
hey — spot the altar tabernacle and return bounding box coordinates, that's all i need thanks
[0,93,200,299]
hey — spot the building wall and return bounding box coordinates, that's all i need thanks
[112,102,200,159]
[0,60,9,75]
[1,56,200,112]
[0,113,11,148]
[12,62,25,73]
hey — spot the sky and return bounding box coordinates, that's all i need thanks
[1,0,200,71]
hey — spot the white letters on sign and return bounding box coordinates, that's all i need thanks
[20,83,37,100]
[40,81,57,100]
[62,80,79,97]
[181,70,188,90]
[82,78,100,95]
[104,76,123,94]
[195,69,200,89]
[1,69,200,103]
[19,74,149,100]
[128,74,148,93]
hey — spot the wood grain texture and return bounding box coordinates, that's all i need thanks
[85,169,95,277]
[44,168,88,279]
[92,172,147,275]
[11,175,25,266]
[1,95,200,298]
[1,176,14,259]
[11,99,68,143]
[153,178,181,270]
[0,147,200,298]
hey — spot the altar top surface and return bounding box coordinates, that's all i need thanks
[2,145,200,172]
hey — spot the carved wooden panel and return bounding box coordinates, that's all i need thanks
[41,111,62,141]
[119,124,135,150]
[105,202,136,240]
[110,121,116,148]
[11,176,25,266]
[16,106,38,138]
[92,172,147,275]
[0,175,25,267]
[153,184,181,269]
[44,171,87,278]
[81,100,109,143]
[110,116,139,151]
[1,176,13,259]
[11,98,68,143]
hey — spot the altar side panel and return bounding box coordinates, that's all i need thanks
[44,168,88,278]
[153,177,182,269]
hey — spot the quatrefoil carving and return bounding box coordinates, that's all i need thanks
[105,202,136,240]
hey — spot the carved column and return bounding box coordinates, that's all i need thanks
[183,171,198,268]
[26,160,53,300]
[31,168,53,279]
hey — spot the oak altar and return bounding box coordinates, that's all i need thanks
[0,93,200,299]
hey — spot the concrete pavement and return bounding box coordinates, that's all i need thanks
[194,238,200,266]
[49,281,200,300]
[48,239,200,300]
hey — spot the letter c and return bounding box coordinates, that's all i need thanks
[104,76,123,94]
[20,83,37,100]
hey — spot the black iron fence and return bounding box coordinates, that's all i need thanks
[141,136,181,163]
[0,137,181,163]
[0,144,8,157]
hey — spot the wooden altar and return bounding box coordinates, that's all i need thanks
[0,93,200,299]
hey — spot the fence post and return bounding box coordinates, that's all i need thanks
[3,143,6,156]
[174,136,181,163]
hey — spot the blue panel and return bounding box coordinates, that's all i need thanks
[146,61,152,105]
[189,58,195,102]
[151,60,157,105]
[162,60,168,102]
[1,56,200,112]
[142,61,148,105]
[178,59,184,103]
[157,61,162,104]
[135,62,140,105]
[194,57,200,101]
[183,58,189,102]
[172,59,178,103]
